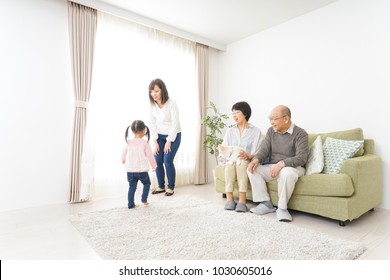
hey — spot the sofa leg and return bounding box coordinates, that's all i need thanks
[339,221,346,227]
[370,208,375,212]
[222,193,226,198]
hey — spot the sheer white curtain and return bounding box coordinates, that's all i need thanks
[85,12,197,199]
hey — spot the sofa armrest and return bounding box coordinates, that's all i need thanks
[339,154,382,205]
[363,139,375,155]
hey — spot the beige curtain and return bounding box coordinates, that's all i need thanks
[194,43,209,184]
[68,2,97,202]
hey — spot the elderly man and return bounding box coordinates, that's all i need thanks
[247,105,309,222]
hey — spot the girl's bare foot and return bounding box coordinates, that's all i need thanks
[143,202,150,206]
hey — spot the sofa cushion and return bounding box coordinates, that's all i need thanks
[305,136,324,175]
[215,165,355,198]
[308,128,364,156]
[267,174,354,197]
[322,137,364,174]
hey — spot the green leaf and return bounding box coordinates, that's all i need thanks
[201,101,229,164]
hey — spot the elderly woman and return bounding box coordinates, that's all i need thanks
[222,101,263,212]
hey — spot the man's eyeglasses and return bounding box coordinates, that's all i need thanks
[268,115,286,121]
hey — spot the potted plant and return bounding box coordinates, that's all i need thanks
[201,101,229,165]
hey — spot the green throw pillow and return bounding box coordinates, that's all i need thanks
[322,137,364,174]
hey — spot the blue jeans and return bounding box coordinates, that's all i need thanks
[127,172,151,208]
[155,133,181,190]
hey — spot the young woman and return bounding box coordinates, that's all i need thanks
[122,120,157,208]
[148,78,181,196]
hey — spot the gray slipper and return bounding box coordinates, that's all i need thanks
[249,203,276,215]
[235,202,248,213]
[224,200,237,211]
[276,208,292,222]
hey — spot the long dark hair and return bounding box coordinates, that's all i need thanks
[125,120,150,142]
[148,78,169,105]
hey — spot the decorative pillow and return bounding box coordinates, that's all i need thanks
[305,136,324,175]
[322,137,364,174]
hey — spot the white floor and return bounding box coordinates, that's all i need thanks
[1,183,390,260]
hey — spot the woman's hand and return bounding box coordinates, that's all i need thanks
[164,141,171,154]
[238,151,250,160]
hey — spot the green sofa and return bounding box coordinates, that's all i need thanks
[214,128,382,226]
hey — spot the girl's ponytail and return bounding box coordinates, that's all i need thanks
[145,126,151,142]
[124,126,131,143]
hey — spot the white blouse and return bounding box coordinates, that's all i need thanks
[150,98,181,142]
[222,124,263,155]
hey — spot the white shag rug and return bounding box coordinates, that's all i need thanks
[70,196,365,260]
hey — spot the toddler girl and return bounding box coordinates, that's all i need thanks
[122,120,157,209]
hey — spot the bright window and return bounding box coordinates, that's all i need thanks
[85,12,198,199]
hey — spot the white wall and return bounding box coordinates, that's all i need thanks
[0,0,73,211]
[209,0,390,209]
[1,0,388,211]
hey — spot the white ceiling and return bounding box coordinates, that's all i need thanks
[77,0,338,49]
